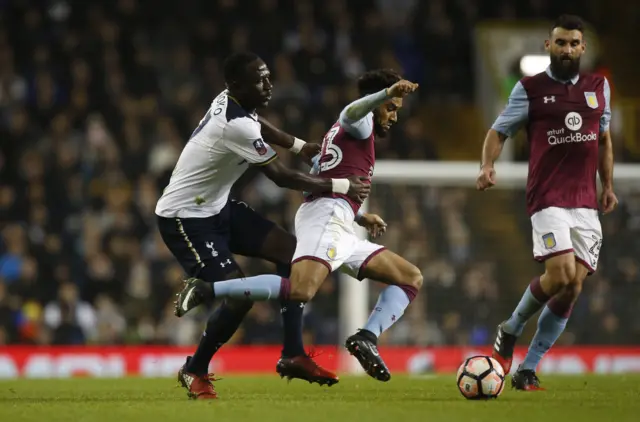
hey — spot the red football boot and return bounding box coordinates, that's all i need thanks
[276,353,339,387]
[177,358,218,400]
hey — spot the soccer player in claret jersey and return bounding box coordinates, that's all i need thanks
[176,70,423,382]
[477,15,618,391]
[156,52,369,399]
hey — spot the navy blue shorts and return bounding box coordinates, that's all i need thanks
[157,199,276,282]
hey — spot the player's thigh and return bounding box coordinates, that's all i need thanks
[289,258,331,302]
[227,199,294,263]
[531,207,574,262]
[531,208,579,284]
[291,199,356,274]
[570,208,603,275]
[157,215,244,283]
[290,199,356,299]
[348,246,423,290]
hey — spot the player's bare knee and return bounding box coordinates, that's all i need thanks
[564,282,582,301]
[289,280,318,303]
[403,264,423,290]
[560,263,577,286]
[289,273,323,302]
[564,274,585,300]
[289,260,330,302]
[546,260,576,289]
[291,289,315,303]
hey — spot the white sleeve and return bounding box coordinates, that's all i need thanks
[339,111,374,139]
[223,118,278,165]
[338,89,389,140]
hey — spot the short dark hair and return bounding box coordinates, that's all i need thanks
[357,69,402,96]
[223,52,261,84]
[551,14,585,34]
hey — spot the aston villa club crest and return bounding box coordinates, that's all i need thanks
[542,233,556,250]
[584,92,598,109]
[326,245,337,260]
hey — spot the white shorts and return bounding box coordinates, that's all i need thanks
[292,198,385,279]
[531,207,603,273]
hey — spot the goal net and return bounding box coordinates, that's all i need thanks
[338,160,640,373]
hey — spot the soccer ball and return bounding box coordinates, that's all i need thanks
[456,356,505,399]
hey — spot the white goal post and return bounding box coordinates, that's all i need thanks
[338,160,640,373]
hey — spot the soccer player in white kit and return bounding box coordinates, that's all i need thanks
[156,52,369,399]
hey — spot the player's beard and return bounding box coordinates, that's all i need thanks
[550,54,581,81]
[373,113,390,138]
[374,123,390,138]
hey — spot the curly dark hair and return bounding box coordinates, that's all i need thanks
[357,69,402,96]
[223,51,261,84]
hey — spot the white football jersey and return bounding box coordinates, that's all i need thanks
[155,90,277,218]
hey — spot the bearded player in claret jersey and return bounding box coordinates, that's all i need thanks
[477,15,618,390]
[175,70,424,382]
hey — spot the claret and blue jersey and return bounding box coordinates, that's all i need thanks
[492,67,611,215]
[305,99,377,214]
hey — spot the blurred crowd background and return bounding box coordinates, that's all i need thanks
[1,0,639,348]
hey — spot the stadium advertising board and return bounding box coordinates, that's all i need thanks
[1,346,640,378]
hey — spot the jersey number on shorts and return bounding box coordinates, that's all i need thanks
[190,109,213,139]
[319,126,343,172]
[588,235,602,265]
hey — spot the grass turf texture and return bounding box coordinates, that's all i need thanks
[1,375,639,422]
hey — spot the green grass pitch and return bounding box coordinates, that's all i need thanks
[1,375,639,422]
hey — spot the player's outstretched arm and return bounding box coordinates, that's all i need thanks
[477,80,528,190]
[342,90,390,123]
[259,158,370,203]
[258,116,320,165]
[342,80,418,122]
